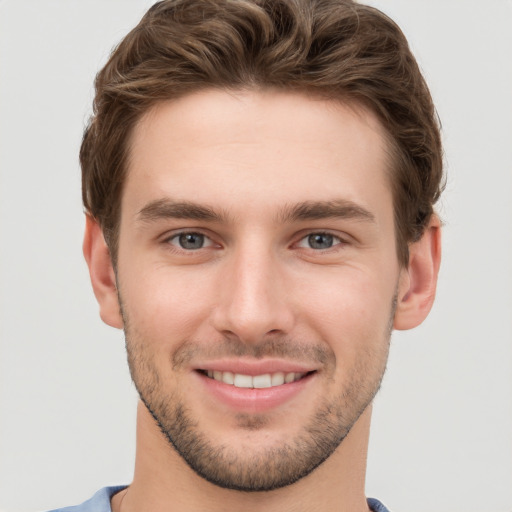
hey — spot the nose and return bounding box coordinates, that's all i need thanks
[211,243,295,344]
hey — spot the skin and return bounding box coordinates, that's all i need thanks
[84,89,441,512]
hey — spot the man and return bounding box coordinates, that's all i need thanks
[52,0,443,510]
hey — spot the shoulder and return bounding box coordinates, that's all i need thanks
[367,497,392,512]
[46,486,127,512]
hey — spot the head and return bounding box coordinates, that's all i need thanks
[82,0,443,495]
[81,0,443,269]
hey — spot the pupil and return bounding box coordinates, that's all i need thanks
[179,233,204,249]
[308,233,333,249]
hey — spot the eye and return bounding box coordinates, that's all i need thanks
[297,232,343,250]
[168,232,214,250]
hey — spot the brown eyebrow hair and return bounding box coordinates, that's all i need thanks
[137,199,228,223]
[136,198,375,225]
[277,200,376,223]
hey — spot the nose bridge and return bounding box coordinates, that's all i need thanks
[213,237,293,342]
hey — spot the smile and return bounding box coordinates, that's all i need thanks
[200,370,309,388]
[195,365,317,412]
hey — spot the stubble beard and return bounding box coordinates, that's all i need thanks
[121,299,395,492]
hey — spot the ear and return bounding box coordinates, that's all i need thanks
[83,215,124,329]
[394,215,442,330]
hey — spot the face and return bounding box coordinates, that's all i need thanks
[115,90,403,491]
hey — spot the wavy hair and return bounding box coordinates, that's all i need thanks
[81,0,443,266]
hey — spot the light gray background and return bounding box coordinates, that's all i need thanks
[1,1,511,511]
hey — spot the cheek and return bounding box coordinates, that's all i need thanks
[292,267,396,349]
[119,265,215,347]
[296,273,394,395]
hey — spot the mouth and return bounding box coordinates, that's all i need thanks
[197,369,315,389]
[192,359,319,412]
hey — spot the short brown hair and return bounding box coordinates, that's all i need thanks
[81,0,443,266]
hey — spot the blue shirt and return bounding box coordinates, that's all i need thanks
[48,486,391,511]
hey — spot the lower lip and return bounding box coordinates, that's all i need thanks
[195,371,315,413]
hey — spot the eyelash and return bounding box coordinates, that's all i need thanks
[162,230,347,253]
[164,231,216,252]
[295,231,346,251]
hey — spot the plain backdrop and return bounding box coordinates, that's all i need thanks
[0,1,511,511]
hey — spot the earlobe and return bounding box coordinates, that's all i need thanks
[394,215,442,330]
[83,215,124,329]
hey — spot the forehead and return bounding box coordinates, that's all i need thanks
[124,89,393,224]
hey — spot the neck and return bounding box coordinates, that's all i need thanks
[113,401,372,512]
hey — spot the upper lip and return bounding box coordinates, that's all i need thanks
[193,358,319,376]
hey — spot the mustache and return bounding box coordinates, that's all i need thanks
[171,336,334,370]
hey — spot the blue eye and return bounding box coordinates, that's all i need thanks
[308,233,334,249]
[297,232,342,250]
[169,232,212,250]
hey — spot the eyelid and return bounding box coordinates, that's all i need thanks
[162,229,219,250]
[159,228,351,252]
[294,230,348,250]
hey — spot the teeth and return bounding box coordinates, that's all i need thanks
[271,372,285,386]
[233,374,253,388]
[285,372,295,384]
[222,371,234,385]
[204,370,306,388]
[253,374,272,388]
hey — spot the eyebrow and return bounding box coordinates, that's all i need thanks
[277,200,376,224]
[136,198,376,225]
[137,199,227,223]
